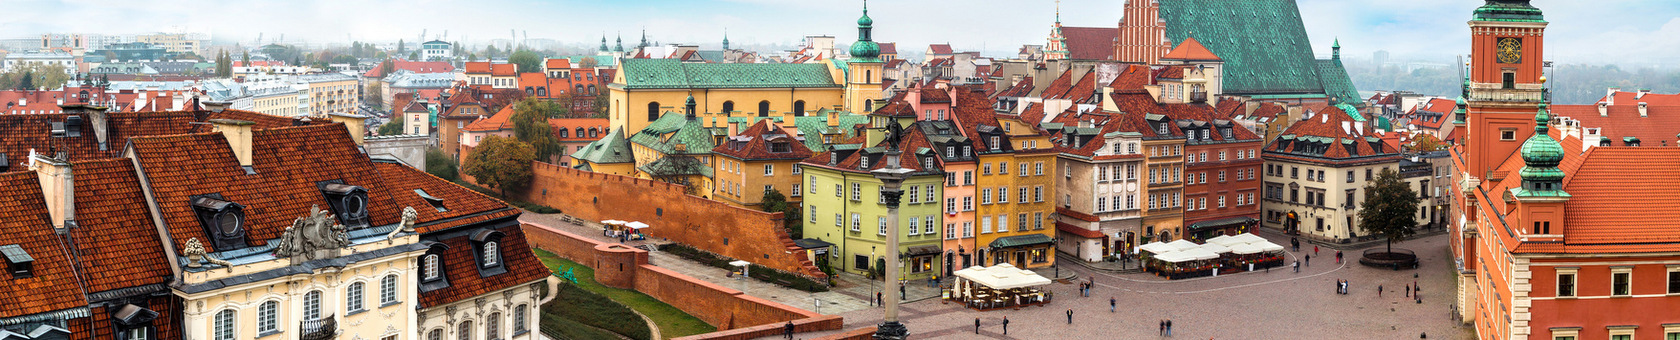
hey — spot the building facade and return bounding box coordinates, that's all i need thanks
[1260,105,1401,243]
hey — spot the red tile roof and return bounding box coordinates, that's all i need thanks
[1039,69,1077,99]
[371,161,517,234]
[1263,106,1399,164]
[994,77,1035,98]
[517,73,549,90]
[1161,37,1220,61]
[68,158,175,293]
[0,172,85,318]
[1552,104,1680,147]
[464,61,492,74]
[713,120,815,161]
[464,105,516,132]
[1108,64,1154,92]
[491,63,518,77]
[549,118,610,142]
[1061,27,1119,60]
[1597,90,1680,106]
[928,44,954,55]
[545,58,572,70]
[418,226,549,308]
[364,59,456,78]
[0,109,309,163]
[878,43,897,55]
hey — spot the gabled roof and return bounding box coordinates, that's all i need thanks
[1161,37,1221,61]
[1158,0,1326,96]
[463,105,516,132]
[994,77,1035,98]
[572,128,635,164]
[928,44,954,55]
[712,120,815,161]
[1061,27,1119,60]
[878,43,898,55]
[549,118,610,142]
[1597,90,1680,106]
[464,61,491,74]
[363,59,455,78]
[0,172,85,319]
[617,59,839,89]
[0,109,310,163]
[491,63,518,77]
[1263,105,1399,163]
[371,161,517,234]
[545,58,572,70]
[802,121,940,175]
[628,111,716,155]
[1552,103,1680,147]
[68,158,174,293]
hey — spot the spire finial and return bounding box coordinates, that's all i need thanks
[1056,0,1062,23]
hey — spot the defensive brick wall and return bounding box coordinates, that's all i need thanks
[495,161,824,279]
[521,223,843,338]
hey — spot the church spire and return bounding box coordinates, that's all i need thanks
[723,28,730,50]
[600,34,608,52]
[639,29,649,48]
[849,0,880,61]
[614,33,624,52]
[1332,38,1341,60]
[1516,104,1568,197]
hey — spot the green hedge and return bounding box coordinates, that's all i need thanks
[658,243,829,292]
[542,282,653,340]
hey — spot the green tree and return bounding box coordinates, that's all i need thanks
[241,50,250,66]
[377,120,404,136]
[380,59,396,78]
[424,147,460,182]
[509,50,542,74]
[511,98,565,161]
[365,82,385,110]
[1358,168,1419,254]
[761,189,802,239]
[463,136,536,196]
[484,45,501,59]
[396,39,406,55]
[579,57,600,69]
[18,70,34,90]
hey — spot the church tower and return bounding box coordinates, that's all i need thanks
[1464,0,1548,180]
[845,0,884,114]
[1115,0,1168,64]
[1044,1,1069,60]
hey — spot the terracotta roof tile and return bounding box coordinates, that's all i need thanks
[492,64,518,76]
[713,120,816,161]
[1553,104,1680,147]
[0,109,308,163]
[1061,27,1119,60]
[464,105,516,132]
[878,43,898,55]
[68,158,174,292]
[372,161,516,234]
[0,172,85,318]
[1161,37,1221,61]
[545,58,572,70]
[995,77,1034,98]
[928,44,953,55]
[364,59,456,78]
[417,226,549,308]
[464,62,491,74]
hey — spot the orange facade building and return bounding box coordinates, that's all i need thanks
[1451,1,1680,340]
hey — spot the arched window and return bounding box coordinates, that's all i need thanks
[648,102,661,122]
[347,282,365,312]
[214,310,236,340]
[428,329,443,340]
[793,100,806,116]
[487,313,501,339]
[524,87,533,96]
[722,101,735,114]
[458,321,473,340]
[865,99,874,111]
[588,85,597,95]
[513,305,529,333]
[865,70,872,83]
[482,241,500,267]
[381,274,399,304]
[258,301,278,334]
[757,101,770,117]
[423,254,441,281]
[574,84,584,94]
[304,290,323,320]
[537,87,547,97]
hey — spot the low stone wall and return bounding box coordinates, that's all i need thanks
[522,223,844,338]
[811,327,877,340]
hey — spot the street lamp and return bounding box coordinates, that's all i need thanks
[871,121,913,340]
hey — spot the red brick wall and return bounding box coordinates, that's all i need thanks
[593,243,647,289]
[811,327,877,340]
[522,223,602,263]
[500,161,823,279]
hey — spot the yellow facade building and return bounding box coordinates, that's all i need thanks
[712,119,816,208]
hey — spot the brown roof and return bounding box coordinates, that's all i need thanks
[0,172,85,318]
[1060,27,1119,60]
[928,44,954,55]
[878,43,898,55]
[417,225,549,308]
[68,158,174,293]
[372,161,518,234]
[0,109,308,164]
[364,59,456,78]
[994,77,1035,98]
[1263,106,1398,163]
[713,120,815,161]
[464,105,516,132]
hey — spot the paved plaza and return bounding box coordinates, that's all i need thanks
[780,232,1473,340]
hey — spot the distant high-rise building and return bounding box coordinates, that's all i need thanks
[1373,50,1390,65]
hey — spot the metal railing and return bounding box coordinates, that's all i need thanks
[300,314,337,340]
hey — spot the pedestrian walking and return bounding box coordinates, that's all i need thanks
[1293,260,1300,273]
[900,284,906,300]
[1407,284,1412,297]
[1291,237,1299,252]
[1002,316,1010,335]
[1336,250,1343,263]
[975,317,981,334]
[1166,319,1173,336]
[1067,308,1074,324]
[1159,320,1166,336]
[1110,297,1117,312]
[876,292,882,307]
[1314,245,1319,255]
[784,321,795,340]
[1305,254,1311,267]
[1379,285,1384,297]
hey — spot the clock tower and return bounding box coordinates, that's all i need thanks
[1464,0,1548,181]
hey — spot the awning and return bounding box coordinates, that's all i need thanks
[988,234,1054,249]
[1187,216,1258,230]
[952,263,1052,289]
[626,221,650,229]
[1138,242,1175,254]
[791,238,836,250]
[1055,221,1106,239]
[906,245,942,256]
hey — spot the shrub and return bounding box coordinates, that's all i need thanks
[658,243,829,292]
[540,313,623,340]
[543,282,652,340]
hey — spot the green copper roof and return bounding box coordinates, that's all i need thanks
[792,110,869,151]
[572,128,635,164]
[1318,59,1362,108]
[1516,105,1567,197]
[1473,0,1545,22]
[1376,116,1392,131]
[618,59,840,89]
[1158,0,1325,96]
[629,112,717,155]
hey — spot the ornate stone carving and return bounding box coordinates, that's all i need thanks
[273,205,351,262]
[388,206,419,239]
[182,238,231,268]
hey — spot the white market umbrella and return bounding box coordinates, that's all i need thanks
[1139,242,1175,254]
[1232,233,1267,244]
[1180,247,1221,261]
[1254,241,1286,252]
[1167,239,1201,252]
[1229,243,1264,255]
[1206,235,1244,247]
[625,221,651,229]
[1199,242,1232,254]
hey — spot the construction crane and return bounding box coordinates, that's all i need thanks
[442,30,448,41]
[419,29,427,43]
[522,30,528,48]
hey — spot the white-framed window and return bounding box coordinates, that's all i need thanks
[964,171,974,185]
[1033,212,1044,229]
[998,187,1009,203]
[257,301,278,334]
[792,184,802,197]
[908,217,920,235]
[304,290,324,321]
[851,183,861,201]
[514,304,530,333]
[835,184,842,197]
[1033,186,1044,202]
[810,206,818,223]
[487,313,501,340]
[1019,186,1030,203]
[764,184,774,193]
[381,274,398,304]
[946,198,956,213]
[998,214,1011,232]
[1613,267,1633,296]
[981,189,992,204]
[459,321,474,340]
[878,216,888,235]
[962,197,973,211]
[347,282,365,312]
[1608,326,1636,340]
[851,213,861,231]
[1019,163,1029,176]
[999,162,1009,174]
[983,163,992,175]
[1097,197,1108,212]
[1556,268,1577,297]
[1034,162,1044,175]
[424,254,441,280]
[483,241,500,267]
[946,224,956,240]
[981,216,992,233]
[764,164,774,176]
[214,309,236,340]
[962,221,974,238]
[925,217,936,235]
[878,186,887,204]
[926,185,935,202]
[792,164,802,175]
[835,213,843,226]
[909,186,919,203]
[1668,266,1680,294]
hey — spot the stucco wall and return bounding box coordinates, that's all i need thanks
[366,134,432,170]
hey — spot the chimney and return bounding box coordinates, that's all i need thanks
[28,153,74,230]
[61,104,110,150]
[202,100,230,113]
[1607,87,1618,105]
[1636,88,1650,100]
[327,113,370,145]
[210,119,256,171]
[1639,102,1649,117]
[827,109,839,128]
[1598,102,1608,116]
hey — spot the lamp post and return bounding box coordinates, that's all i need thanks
[871,125,913,340]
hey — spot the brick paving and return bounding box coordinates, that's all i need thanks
[767,232,1473,340]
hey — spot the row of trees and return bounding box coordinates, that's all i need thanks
[0,64,69,90]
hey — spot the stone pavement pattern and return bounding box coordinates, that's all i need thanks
[767,232,1472,340]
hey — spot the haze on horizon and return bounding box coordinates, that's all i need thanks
[2,0,1676,67]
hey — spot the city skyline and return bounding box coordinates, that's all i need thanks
[3,0,1677,66]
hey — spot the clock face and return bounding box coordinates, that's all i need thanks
[1497,37,1522,64]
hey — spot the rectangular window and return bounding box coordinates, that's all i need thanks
[1019,187,1030,203]
[946,224,956,240]
[981,188,993,204]
[836,213,843,226]
[1034,212,1044,230]
[964,171,974,185]
[851,213,861,231]
[1034,162,1045,175]
[1218,196,1226,208]
[878,186,887,204]
[765,184,774,193]
[1033,186,1044,202]
[981,216,992,233]
[878,216,888,235]
[962,222,974,238]
[1096,197,1108,212]
[926,185,936,202]
[1127,164,1137,180]
[999,162,1009,174]
[851,183,861,201]
[908,217,920,235]
[793,164,802,175]
[947,198,957,213]
[998,187,1009,203]
[1669,269,1680,294]
[1557,271,1576,297]
[792,184,802,197]
[983,163,992,175]
[963,197,973,211]
[998,214,1010,233]
[908,186,919,204]
[1019,162,1029,176]
[764,164,774,176]
[1613,269,1633,296]
[925,217,936,235]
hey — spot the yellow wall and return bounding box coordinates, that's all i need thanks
[713,156,806,207]
[608,87,844,135]
[972,152,1058,269]
[1142,139,1186,240]
[844,60,884,115]
[180,239,422,340]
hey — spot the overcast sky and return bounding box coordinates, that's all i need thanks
[3,0,1676,66]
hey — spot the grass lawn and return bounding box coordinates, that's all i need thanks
[534,249,717,339]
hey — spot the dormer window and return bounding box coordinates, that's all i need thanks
[770,141,790,153]
[320,182,370,229]
[471,229,508,276]
[860,155,870,168]
[192,195,248,251]
[415,189,448,212]
[989,136,1000,149]
[2,244,34,279]
[418,243,451,292]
